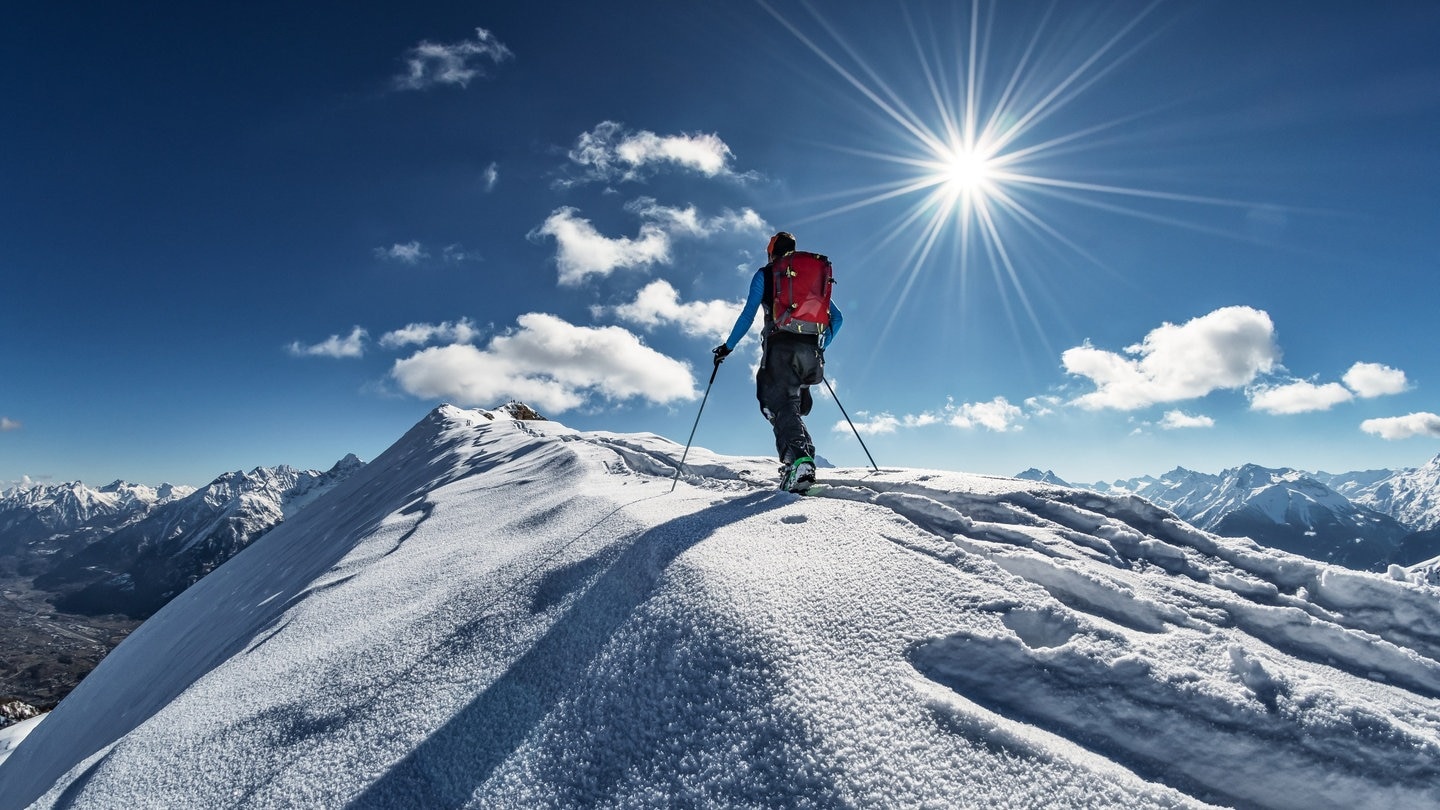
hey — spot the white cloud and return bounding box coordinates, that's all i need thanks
[627,199,768,239]
[1343,362,1408,398]
[1249,380,1353,414]
[442,244,481,263]
[380,319,484,349]
[1360,412,1440,440]
[375,242,429,264]
[1160,410,1215,429]
[287,327,367,359]
[482,162,499,192]
[394,27,512,91]
[841,412,940,436]
[390,313,697,413]
[532,207,670,285]
[846,413,901,435]
[1246,362,1407,415]
[603,280,742,340]
[1024,395,1062,417]
[531,201,768,286]
[376,242,479,264]
[562,121,744,185]
[948,397,1025,432]
[1063,306,1280,411]
[616,130,732,176]
[1,417,20,432]
[839,397,1022,435]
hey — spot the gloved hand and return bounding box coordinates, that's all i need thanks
[712,344,732,364]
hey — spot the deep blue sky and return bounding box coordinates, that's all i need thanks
[3,0,1438,488]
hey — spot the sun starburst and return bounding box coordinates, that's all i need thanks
[757,0,1268,356]
[933,140,998,200]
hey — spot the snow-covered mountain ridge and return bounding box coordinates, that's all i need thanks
[0,481,192,529]
[0,458,366,714]
[1329,454,1440,531]
[3,404,1439,809]
[0,481,194,570]
[1027,458,1440,571]
[34,454,364,619]
[1085,456,1440,533]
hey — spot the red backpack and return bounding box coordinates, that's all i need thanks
[768,251,835,336]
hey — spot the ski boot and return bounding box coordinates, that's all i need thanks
[780,456,817,493]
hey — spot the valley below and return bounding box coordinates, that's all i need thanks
[0,575,137,710]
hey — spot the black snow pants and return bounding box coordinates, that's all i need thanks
[756,333,825,464]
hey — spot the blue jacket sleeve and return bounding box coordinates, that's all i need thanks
[823,302,842,348]
[723,269,766,350]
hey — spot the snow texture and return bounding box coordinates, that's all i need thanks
[3,405,1440,809]
[0,715,45,768]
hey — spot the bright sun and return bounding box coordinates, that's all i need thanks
[761,0,1261,354]
[938,143,997,198]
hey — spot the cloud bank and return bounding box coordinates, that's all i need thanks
[390,313,696,413]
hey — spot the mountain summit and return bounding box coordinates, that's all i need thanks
[3,405,1439,808]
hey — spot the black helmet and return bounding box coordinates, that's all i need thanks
[767,231,796,259]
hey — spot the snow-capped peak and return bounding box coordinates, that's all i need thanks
[5,408,1440,809]
[1347,453,1440,532]
[34,455,366,619]
[0,479,195,544]
[495,401,547,420]
[1014,468,1070,486]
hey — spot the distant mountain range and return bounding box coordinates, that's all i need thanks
[5,449,1437,623]
[0,481,195,578]
[3,455,363,619]
[1017,453,1440,572]
[0,403,556,624]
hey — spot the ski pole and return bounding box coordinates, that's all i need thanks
[822,377,879,472]
[670,356,722,492]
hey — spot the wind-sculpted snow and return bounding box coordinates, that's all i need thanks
[3,405,1440,809]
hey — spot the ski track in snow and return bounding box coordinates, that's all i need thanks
[3,406,1440,809]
